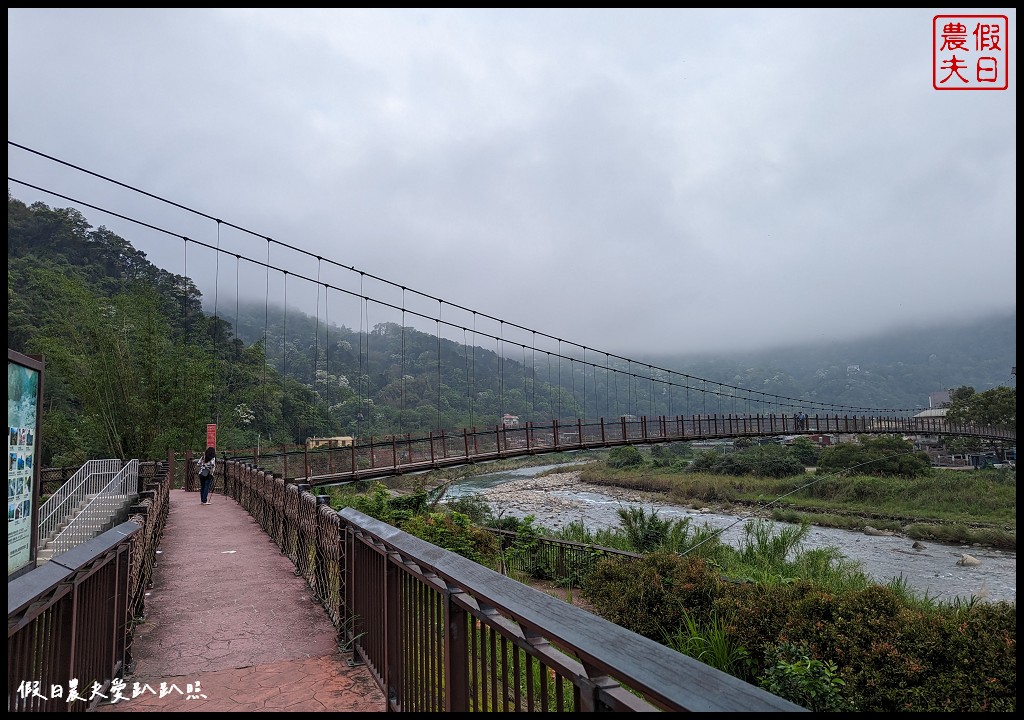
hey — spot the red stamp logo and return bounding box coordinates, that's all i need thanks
[934,15,1009,90]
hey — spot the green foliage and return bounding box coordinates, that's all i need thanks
[607,445,645,469]
[336,481,397,522]
[687,448,726,473]
[581,553,720,640]
[686,444,805,478]
[498,514,546,578]
[663,609,752,680]
[776,586,1017,712]
[442,495,494,525]
[617,506,675,553]
[815,435,932,478]
[788,437,821,467]
[945,385,1015,430]
[759,642,855,712]
[401,511,500,566]
[734,519,810,569]
[648,442,693,468]
[583,547,1016,712]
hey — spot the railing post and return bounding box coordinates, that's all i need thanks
[184,449,194,492]
[600,417,605,444]
[463,428,470,459]
[429,430,436,464]
[443,585,470,712]
[167,448,175,492]
[385,552,400,711]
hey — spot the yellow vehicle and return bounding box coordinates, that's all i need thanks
[305,436,354,450]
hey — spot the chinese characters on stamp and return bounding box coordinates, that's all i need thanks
[934,15,1009,90]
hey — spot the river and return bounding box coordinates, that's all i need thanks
[441,462,1016,605]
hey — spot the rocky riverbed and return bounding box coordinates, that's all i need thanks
[452,468,1016,605]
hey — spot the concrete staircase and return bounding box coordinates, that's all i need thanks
[37,492,136,565]
[35,459,139,565]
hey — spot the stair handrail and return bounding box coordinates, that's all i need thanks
[46,460,139,558]
[38,459,123,544]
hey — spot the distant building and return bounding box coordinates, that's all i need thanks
[911,408,947,455]
[501,414,520,428]
[929,390,951,408]
[306,436,354,449]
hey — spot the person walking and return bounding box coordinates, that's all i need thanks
[197,446,216,505]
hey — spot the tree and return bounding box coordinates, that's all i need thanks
[815,435,931,478]
[33,275,214,461]
[945,385,1015,430]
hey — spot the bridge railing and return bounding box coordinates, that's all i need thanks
[230,414,1014,487]
[223,460,806,712]
[7,467,171,713]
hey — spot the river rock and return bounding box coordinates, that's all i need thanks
[863,526,896,536]
[912,541,926,551]
[956,553,982,567]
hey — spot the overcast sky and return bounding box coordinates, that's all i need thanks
[7,8,1017,358]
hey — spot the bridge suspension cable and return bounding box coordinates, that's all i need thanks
[9,144,933,422]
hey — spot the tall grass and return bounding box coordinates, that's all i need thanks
[662,609,752,679]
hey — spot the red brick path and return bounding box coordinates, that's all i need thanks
[96,489,386,713]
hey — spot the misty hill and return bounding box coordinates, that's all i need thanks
[644,312,1015,412]
[7,193,1016,464]
[231,297,1014,416]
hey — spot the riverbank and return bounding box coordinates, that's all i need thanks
[456,466,1015,605]
[474,468,765,526]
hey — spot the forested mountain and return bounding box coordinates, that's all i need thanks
[8,192,1016,465]
[645,312,1015,413]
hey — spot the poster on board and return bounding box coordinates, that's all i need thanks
[8,350,44,579]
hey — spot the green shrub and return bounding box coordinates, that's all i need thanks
[759,641,855,712]
[607,446,645,469]
[816,435,932,478]
[776,586,1017,712]
[401,510,500,566]
[581,553,720,640]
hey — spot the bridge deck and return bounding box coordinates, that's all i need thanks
[96,488,386,713]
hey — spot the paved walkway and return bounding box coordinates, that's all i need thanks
[97,488,386,713]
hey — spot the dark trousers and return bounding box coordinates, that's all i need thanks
[200,475,213,503]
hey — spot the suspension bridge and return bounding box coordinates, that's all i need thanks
[7,144,1015,713]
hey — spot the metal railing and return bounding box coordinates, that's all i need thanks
[229,413,1016,488]
[38,459,123,546]
[223,461,806,712]
[7,468,171,713]
[45,460,140,558]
